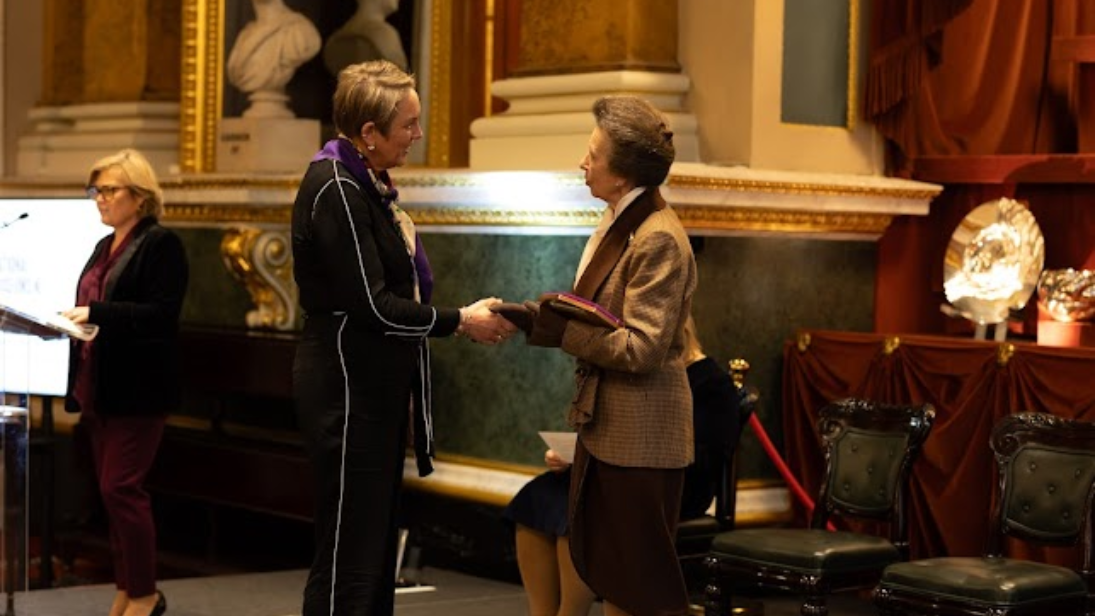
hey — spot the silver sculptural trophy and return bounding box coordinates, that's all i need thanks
[1037,269,1095,323]
[941,198,1045,341]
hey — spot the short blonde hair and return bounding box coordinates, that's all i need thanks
[333,60,416,139]
[87,149,165,219]
[681,314,707,365]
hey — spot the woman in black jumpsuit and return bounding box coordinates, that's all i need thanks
[291,60,514,616]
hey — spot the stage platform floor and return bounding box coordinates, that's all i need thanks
[14,567,876,616]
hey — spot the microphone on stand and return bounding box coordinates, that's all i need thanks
[0,213,28,231]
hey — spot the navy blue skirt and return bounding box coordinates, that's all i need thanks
[502,468,572,537]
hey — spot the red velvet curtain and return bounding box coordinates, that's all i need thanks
[866,0,1080,174]
[782,330,1095,566]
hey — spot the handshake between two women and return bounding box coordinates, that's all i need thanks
[457,297,520,345]
[459,294,579,348]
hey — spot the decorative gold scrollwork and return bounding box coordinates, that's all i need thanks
[728,358,751,390]
[221,226,298,330]
[883,336,901,355]
[997,342,1015,367]
[797,331,812,352]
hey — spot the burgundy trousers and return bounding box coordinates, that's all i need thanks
[82,412,166,597]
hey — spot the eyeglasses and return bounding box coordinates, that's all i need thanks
[86,185,129,201]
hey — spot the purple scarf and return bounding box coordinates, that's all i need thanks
[312,138,434,303]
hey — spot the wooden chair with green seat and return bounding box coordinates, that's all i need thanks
[703,398,936,616]
[873,411,1095,616]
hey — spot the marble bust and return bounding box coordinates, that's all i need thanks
[323,0,408,76]
[226,0,321,118]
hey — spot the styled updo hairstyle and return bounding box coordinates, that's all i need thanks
[592,95,676,187]
[333,59,416,138]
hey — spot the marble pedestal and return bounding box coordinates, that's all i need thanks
[217,117,320,174]
[470,71,699,170]
[16,102,180,179]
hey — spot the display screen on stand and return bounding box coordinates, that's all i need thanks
[0,198,110,397]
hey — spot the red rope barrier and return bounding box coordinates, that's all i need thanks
[747,413,836,532]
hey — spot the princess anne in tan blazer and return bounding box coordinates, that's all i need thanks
[527,95,697,616]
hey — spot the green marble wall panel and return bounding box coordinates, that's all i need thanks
[690,237,875,479]
[172,227,876,478]
[423,233,876,474]
[425,233,586,465]
[174,227,253,327]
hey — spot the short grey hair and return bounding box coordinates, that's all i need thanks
[592,96,675,187]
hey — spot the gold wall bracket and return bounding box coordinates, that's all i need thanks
[221,225,298,330]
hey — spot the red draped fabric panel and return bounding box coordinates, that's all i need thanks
[782,330,1095,567]
[866,0,1081,174]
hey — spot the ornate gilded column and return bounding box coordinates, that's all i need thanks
[40,0,85,106]
[513,0,679,76]
[470,0,698,169]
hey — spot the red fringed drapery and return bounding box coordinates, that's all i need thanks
[865,0,1080,174]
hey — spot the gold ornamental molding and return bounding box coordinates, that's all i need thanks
[426,0,453,167]
[1,168,934,238]
[400,207,599,227]
[166,204,290,225]
[797,331,812,352]
[220,225,298,330]
[668,174,939,201]
[882,336,901,355]
[179,0,223,174]
[162,175,300,191]
[675,206,892,236]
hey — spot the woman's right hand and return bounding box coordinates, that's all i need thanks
[62,306,90,325]
[459,297,517,345]
[545,449,571,472]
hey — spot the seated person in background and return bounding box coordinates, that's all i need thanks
[679,315,743,520]
[503,315,743,615]
[504,450,595,616]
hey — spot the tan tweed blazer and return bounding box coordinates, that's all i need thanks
[561,196,697,469]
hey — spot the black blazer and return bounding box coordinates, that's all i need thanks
[65,217,189,416]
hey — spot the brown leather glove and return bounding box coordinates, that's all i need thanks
[489,302,534,335]
[525,300,568,347]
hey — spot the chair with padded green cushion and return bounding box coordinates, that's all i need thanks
[704,398,935,616]
[873,412,1095,616]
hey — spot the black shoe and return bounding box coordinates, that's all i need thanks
[150,591,167,616]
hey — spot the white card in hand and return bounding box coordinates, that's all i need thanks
[538,431,578,464]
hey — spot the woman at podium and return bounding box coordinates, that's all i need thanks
[61,148,188,616]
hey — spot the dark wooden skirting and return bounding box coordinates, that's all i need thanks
[148,326,310,520]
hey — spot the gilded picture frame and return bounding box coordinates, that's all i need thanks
[779,0,859,130]
[179,0,453,174]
